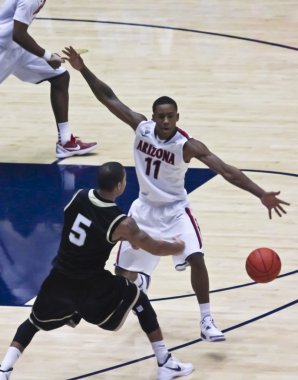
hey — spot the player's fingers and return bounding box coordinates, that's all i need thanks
[62,47,70,55]
[274,207,282,217]
[64,50,74,57]
[277,205,287,214]
[69,46,79,55]
[268,208,272,219]
[278,199,290,206]
[63,47,75,56]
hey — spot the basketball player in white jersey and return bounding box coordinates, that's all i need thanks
[63,46,290,342]
[0,0,97,158]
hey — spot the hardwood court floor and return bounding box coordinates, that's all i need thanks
[0,1,297,379]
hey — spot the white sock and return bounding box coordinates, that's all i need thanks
[1,346,22,371]
[151,340,169,365]
[199,302,211,320]
[57,122,71,145]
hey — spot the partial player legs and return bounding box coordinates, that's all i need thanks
[115,267,151,295]
[49,71,70,124]
[188,254,225,342]
[133,291,194,379]
[49,72,97,158]
[0,319,39,379]
[188,254,210,304]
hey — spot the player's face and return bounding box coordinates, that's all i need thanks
[152,104,179,140]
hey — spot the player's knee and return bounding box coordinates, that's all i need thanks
[133,292,159,334]
[187,252,206,270]
[49,70,70,88]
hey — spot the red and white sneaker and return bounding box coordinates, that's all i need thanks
[56,134,97,158]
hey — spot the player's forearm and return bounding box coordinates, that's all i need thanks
[153,240,183,256]
[138,236,182,256]
[80,66,114,104]
[222,166,265,198]
[13,30,44,57]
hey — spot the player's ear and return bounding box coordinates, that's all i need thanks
[176,112,180,121]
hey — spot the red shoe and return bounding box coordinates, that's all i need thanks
[56,134,97,158]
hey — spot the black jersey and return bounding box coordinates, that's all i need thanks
[52,189,127,279]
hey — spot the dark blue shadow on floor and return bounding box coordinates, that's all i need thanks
[0,163,216,306]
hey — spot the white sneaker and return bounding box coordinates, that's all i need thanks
[0,367,12,380]
[200,315,225,342]
[157,354,193,380]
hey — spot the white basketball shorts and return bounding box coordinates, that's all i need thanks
[0,45,66,84]
[116,198,204,276]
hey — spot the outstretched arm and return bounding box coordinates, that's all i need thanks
[112,217,185,256]
[62,46,146,130]
[184,138,290,219]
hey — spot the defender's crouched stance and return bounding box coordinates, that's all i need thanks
[0,162,192,380]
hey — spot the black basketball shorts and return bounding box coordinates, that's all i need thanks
[30,268,140,332]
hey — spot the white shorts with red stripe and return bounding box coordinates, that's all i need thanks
[116,198,204,276]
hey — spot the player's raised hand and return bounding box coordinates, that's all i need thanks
[62,46,84,71]
[261,191,290,219]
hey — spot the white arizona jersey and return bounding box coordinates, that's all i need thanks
[134,120,191,205]
[0,0,46,48]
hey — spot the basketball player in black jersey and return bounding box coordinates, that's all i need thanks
[0,162,193,380]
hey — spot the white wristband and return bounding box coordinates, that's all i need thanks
[43,50,52,61]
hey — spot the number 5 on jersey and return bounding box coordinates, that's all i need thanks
[69,213,92,246]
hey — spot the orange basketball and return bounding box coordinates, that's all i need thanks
[245,247,281,283]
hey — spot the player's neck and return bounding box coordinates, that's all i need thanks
[155,127,177,142]
[95,190,116,202]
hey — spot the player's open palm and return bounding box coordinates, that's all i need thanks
[62,46,84,71]
[261,191,290,219]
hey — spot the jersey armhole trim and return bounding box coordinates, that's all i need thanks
[106,214,127,244]
[64,189,83,211]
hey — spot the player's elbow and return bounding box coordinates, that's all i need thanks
[221,171,235,182]
[221,165,240,183]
